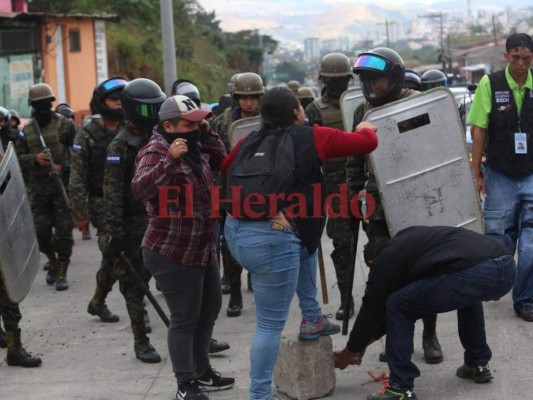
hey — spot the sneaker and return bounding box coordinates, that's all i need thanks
[196,367,235,391]
[456,363,493,383]
[367,384,417,400]
[175,380,208,400]
[298,315,340,340]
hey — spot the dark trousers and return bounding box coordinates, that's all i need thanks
[386,255,516,389]
[142,248,222,384]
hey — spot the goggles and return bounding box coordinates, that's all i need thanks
[102,78,128,93]
[354,54,388,72]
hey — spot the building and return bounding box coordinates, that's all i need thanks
[304,37,320,62]
[0,0,118,123]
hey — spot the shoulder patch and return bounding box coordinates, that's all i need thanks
[18,130,25,137]
[106,153,121,164]
[73,143,82,153]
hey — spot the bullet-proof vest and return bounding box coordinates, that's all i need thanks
[487,70,533,176]
[24,114,63,177]
[84,121,115,196]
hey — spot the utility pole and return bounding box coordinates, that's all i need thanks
[160,0,177,95]
[377,19,397,48]
[492,15,498,46]
[419,11,447,72]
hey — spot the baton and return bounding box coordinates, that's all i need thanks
[342,216,360,335]
[119,253,170,327]
[317,241,329,304]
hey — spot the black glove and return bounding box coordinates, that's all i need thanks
[109,237,127,257]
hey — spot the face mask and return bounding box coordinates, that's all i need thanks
[326,77,350,99]
[173,129,201,153]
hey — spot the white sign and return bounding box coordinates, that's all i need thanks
[10,60,34,99]
[94,20,109,84]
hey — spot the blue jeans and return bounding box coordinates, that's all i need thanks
[386,255,515,389]
[484,166,533,311]
[224,217,322,400]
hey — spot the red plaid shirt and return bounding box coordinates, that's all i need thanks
[132,129,226,266]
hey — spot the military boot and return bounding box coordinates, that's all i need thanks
[87,287,119,322]
[45,254,57,285]
[6,328,42,367]
[221,274,230,295]
[55,261,69,291]
[132,324,161,363]
[0,325,6,348]
[335,296,354,321]
[144,310,152,333]
[422,314,443,364]
[227,276,243,317]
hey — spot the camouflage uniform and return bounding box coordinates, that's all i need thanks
[305,94,353,303]
[0,276,21,331]
[70,118,122,301]
[210,108,245,284]
[346,89,419,242]
[103,123,151,332]
[16,114,76,269]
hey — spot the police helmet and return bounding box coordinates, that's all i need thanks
[28,83,55,106]
[172,80,201,107]
[353,47,405,107]
[296,87,315,100]
[287,80,301,94]
[91,77,127,121]
[55,103,75,120]
[404,70,422,91]
[227,74,241,93]
[8,109,20,126]
[0,106,10,122]
[320,53,352,78]
[122,78,166,129]
[421,69,447,91]
[233,73,264,98]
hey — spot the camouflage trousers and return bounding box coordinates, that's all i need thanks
[0,276,22,331]
[219,216,242,282]
[362,189,390,242]
[97,214,150,326]
[30,190,74,263]
[324,167,353,299]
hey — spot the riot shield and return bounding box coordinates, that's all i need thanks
[365,87,483,235]
[340,88,365,132]
[0,142,40,303]
[228,116,261,149]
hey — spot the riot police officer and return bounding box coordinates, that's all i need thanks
[287,80,301,95]
[0,107,19,151]
[421,69,448,91]
[296,87,315,110]
[348,47,443,365]
[103,78,165,363]
[305,52,355,321]
[70,77,128,323]
[211,72,264,317]
[16,83,76,291]
[404,69,423,91]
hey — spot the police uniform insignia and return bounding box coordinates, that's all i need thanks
[18,130,24,137]
[107,153,121,164]
[73,143,82,153]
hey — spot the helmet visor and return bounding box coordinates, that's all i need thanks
[354,54,388,72]
[422,81,447,90]
[137,103,161,119]
[102,78,128,93]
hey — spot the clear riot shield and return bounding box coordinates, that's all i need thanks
[0,142,40,303]
[340,88,365,132]
[228,116,262,149]
[365,87,483,235]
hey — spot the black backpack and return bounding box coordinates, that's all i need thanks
[227,128,295,219]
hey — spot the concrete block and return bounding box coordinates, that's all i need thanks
[273,335,335,400]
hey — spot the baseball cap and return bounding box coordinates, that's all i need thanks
[159,95,212,122]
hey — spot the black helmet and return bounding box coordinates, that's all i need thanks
[122,78,166,129]
[353,47,405,107]
[172,80,201,107]
[421,69,447,91]
[55,103,75,120]
[91,77,127,121]
[404,70,422,91]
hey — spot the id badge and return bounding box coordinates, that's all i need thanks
[515,133,527,154]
